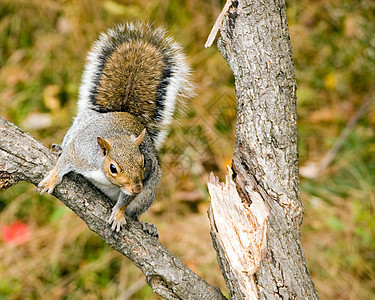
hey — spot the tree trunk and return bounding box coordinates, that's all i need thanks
[207,0,319,299]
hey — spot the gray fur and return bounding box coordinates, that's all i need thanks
[38,23,193,236]
[39,110,161,235]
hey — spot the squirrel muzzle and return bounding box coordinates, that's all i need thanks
[122,183,143,195]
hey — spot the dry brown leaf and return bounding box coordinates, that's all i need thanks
[43,85,61,111]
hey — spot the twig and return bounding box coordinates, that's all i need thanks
[300,97,373,179]
[205,0,233,48]
[117,278,146,300]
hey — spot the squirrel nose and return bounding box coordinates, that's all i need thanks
[130,184,143,194]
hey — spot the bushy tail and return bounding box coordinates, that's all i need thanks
[78,22,194,149]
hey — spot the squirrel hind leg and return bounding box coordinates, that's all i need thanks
[140,222,158,238]
[51,143,63,156]
[125,189,158,238]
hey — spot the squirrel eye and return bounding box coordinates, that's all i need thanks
[109,163,117,174]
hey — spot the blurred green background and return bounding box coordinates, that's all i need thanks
[0,0,374,299]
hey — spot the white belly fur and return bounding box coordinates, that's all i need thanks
[80,169,121,201]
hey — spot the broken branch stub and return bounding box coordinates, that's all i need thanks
[207,167,269,300]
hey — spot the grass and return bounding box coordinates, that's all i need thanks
[0,0,374,299]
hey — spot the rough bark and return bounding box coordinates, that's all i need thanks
[0,116,226,300]
[207,0,319,299]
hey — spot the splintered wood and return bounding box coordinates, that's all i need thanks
[207,167,269,299]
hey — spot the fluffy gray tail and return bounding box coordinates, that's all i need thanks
[77,22,194,149]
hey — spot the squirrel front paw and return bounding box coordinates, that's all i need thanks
[38,168,59,194]
[108,206,127,232]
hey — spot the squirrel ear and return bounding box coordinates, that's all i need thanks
[133,128,146,146]
[97,136,111,156]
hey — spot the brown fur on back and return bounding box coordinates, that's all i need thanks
[95,41,165,123]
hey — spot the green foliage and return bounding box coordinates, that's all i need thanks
[301,129,375,298]
[0,0,374,299]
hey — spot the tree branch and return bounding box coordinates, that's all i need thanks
[0,116,226,300]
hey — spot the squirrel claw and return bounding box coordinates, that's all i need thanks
[37,183,55,195]
[38,186,50,194]
[37,169,59,195]
[108,208,127,232]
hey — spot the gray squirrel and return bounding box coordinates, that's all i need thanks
[38,22,193,236]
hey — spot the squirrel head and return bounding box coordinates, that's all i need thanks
[97,129,146,195]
